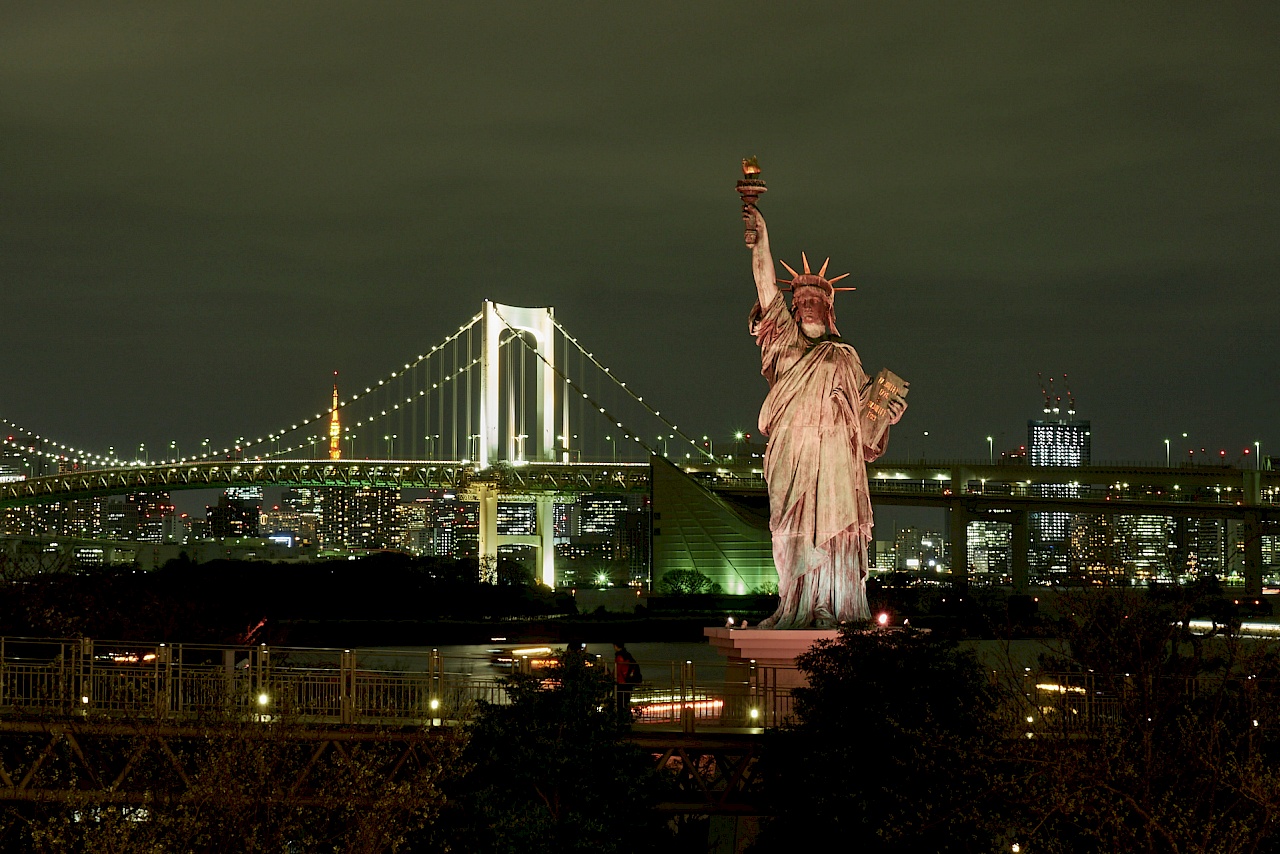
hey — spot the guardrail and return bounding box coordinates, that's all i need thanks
[0,637,794,732]
[1003,670,1279,738]
[3,637,1261,738]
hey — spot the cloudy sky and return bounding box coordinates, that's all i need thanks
[3,2,1277,466]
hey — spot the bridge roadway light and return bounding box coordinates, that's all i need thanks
[605,435,615,463]
[987,436,993,464]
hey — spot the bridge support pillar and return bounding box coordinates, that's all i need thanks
[948,502,969,590]
[1242,511,1264,598]
[1011,509,1030,595]
[536,493,557,588]
[475,483,499,583]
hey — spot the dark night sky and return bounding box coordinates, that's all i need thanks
[3,2,1278,466]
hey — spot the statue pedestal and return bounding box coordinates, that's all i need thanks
[704,626,838,690]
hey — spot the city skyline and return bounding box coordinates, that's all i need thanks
[2,4,1277,465]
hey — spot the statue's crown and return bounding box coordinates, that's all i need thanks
[778,252,854,299]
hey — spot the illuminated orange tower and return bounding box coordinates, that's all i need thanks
[328,371,342,460]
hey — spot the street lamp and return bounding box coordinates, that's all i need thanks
[201,438,210,459]
[384,434,396,458]
[1164,438,1170,467]
[169,440,179,463]
[702,435,714,461]
[138,443,146,464]
[986,436,993,465]
[606,435,615,463]
[1256,441,1263,471]
[657,435,669,457]
[514,433,528,462]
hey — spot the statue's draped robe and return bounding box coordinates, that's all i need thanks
[752,292,888,628]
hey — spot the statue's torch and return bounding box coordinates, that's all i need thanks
[736,157,767,246]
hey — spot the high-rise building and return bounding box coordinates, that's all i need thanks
[1114,515,1175,582]
[207,490,260,539]
[348,488,400,549]
[893,526,946,573]
[967,518,1012,578]
[1172,517,1226,579]
[1028,417,1091,580]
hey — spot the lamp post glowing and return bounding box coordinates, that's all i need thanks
[605,435,615,463]
[1256,441,1262,470]
[1165,438,1170,467]
[987,435,993,464]
[702,435,714,461]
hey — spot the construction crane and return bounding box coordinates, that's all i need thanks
[1036,372,1052,414]
[1061,373,1077,416]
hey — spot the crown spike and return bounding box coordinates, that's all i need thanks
[801,252,811,274]
[828,273,852,284]
[818,257,830,277]
[778,259,800,279]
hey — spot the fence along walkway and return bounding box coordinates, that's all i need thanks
[0,637,1261,738]
[0,637,795,732]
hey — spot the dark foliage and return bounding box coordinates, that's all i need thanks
[443,651,669,853]
[754,625,1008,852]
[1007,591,1280,853]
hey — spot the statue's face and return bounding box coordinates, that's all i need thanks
[792,291,831,339]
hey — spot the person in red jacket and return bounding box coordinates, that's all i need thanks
[613,642,640,724]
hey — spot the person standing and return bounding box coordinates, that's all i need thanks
[612,642,640,723]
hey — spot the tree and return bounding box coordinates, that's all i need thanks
[754,626,1009,852]
[446,652,669,853]
[999,590,1280,853]
[656,569,720,596]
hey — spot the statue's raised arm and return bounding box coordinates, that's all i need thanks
[744,205,780,310]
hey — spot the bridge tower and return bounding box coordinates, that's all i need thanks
[479,301,561,469]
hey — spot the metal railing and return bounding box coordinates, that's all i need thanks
[4,637,1260,738]
[0,637,794,731]
[1000,670,1280,738]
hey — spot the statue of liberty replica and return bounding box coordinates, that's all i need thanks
[738,160,908,629]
